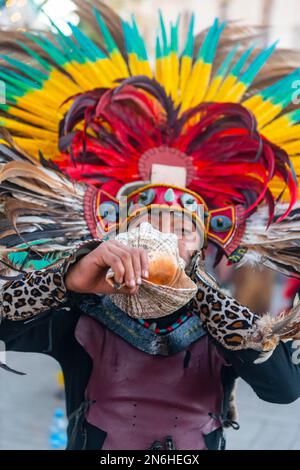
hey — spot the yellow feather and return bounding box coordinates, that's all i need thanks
[82,59,116,87]
[91,57,120,83]
[138,60,153,78]
[281,141,300,155]
[190,62,212,107]
[261,115,290,136]
[269,177,292,200]
[291,155,300,174]
[181,60,204,111]
[160,56,171,94]
[110,50,129,78]
[224,81,247,103]
[11,137,58,159]
[265,125,300,143]
[243,94,264,111]
[128,53,141,76]
[64,64,99,89]
[179,56,192,100]
[1,118,56,140]
[12,96,63,120]
[250,101,282,129]
[204,75,223,102]
[5,107,58,130]
[155,57,162,84]
[213,75,237,102]
[169,52,179,101]
[43,69,80,96]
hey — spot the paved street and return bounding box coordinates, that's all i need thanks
[0,350,300,450]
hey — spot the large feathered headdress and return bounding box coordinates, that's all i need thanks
[1,1,300,276]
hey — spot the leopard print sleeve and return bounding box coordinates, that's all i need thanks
[0,240,101,322]
[188,267,260,351]
[188,262,300,357]
[187,255,298,359]
[184,250,300,359]
[0,267,68,321]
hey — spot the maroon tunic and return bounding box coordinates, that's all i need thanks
[75,315,226,450]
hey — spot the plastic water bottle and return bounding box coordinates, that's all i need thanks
[49,408,67,450]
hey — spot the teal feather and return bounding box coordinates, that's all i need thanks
[197,18,218,62]
[46,16,85,63]
[122,20,133,55]
[131,15,148,60]
[94,7,118,54]
[16,39,52,72]
[230,45,255,77]
[68,23,106,61]
[0,65,40,89]
[0,73,30,94]
[206,21,225,63]
[216,44,239,77]
[255,70,300,112]
[0,96,17,106]
[0,54,46,83]
[240,41,278,85]
[156,35,163,59]
[2,82,24,98]
[182,13,195,58]
[260,70,299,100]
[23,32,67,67]
[8,251,65,270]
[170,20,179,54]
[158,10,168,56]
[285,108,300,124]
[123,20,140,59]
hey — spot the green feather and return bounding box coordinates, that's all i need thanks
[46,16,85,63]
[156,35,163,60]
[230,45,255,77]
[24,32,67,67]
[16,38,52,72]
[170,19,179,54]
[240,41,278,85]
[131,14,148,60]
[216,44,239,77]
[94,7,118,54]
[285,109,300,124]
[68,23,106,61]
[0,54,46,83]
[182,13,194,58]
[158,10,169,56]
[197,18,218,62]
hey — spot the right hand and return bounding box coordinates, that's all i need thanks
[65,240,149,295]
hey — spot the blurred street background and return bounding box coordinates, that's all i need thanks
[0,0,300,450]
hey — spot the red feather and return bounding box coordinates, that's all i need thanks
[56,77,298,223]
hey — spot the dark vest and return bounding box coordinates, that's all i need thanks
[75,295,226,450]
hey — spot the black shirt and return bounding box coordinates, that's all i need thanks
[1,295,300,450]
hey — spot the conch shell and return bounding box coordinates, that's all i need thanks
[106,222,197,318]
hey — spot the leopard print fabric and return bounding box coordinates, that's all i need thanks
[0,241,102,323]
[0,267,68,322]
[188,267,259,350]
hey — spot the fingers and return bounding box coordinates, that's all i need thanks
[116,243,149,282]
[131,248,144,285]
[140,248,149,279]
[119,285,140,295]
[99,240,148,289]
[105,253,126,285]
[116,246,136,288]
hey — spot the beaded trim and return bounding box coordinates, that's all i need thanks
[137,312,193,335]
